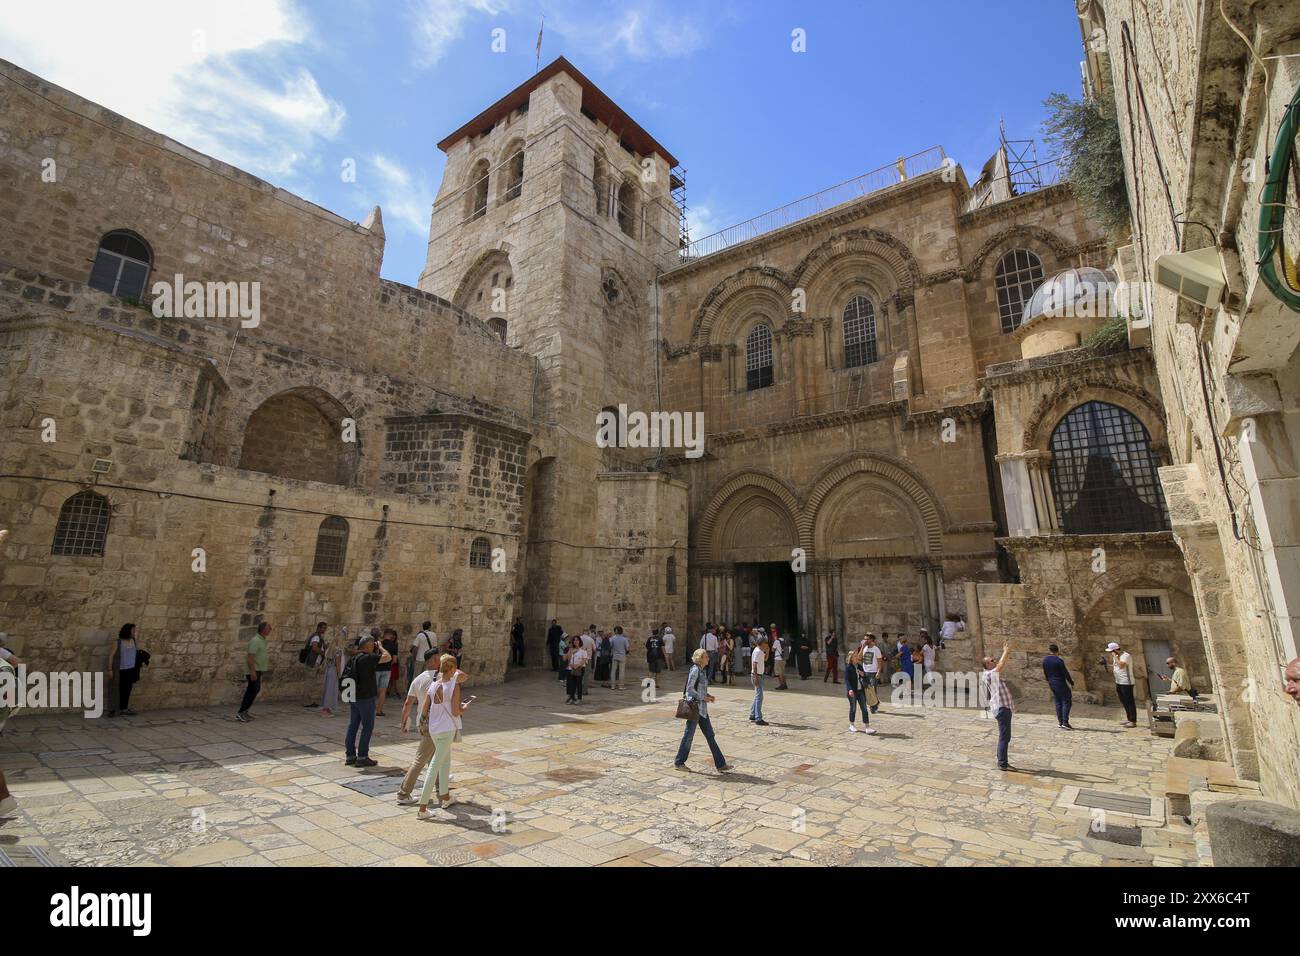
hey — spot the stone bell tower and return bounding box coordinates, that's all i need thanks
[419,58,689,656]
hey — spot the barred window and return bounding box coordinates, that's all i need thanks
[51,490,111,556]
[745,324,774,391]
[843,295,878,367]
[666,555,677,595]
[994,248,1044,333]
[1048,401,1169,534]
[1134,595,1163,616]
[88,230,151,300]
[312,516,349,576]
[469,536,492,569]
[487,317,507,342]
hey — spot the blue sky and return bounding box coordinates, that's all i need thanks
[0,0,1086,283]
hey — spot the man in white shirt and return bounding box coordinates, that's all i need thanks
[662,625,676,671]
[861,634,883,713]
[411,621,437,668]
[700,626,720,681]
[1107,641,1138,727]
[771,635,787,689]
[397,649,440,804]
[749,638,768,725]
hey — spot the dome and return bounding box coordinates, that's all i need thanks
[1021,267,1115,326]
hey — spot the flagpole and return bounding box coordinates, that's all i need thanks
[535,15,544,74]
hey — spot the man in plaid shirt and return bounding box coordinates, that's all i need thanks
[981,644,1014,770]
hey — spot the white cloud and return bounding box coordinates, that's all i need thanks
[547,0,709,64]
[685,202,725,243]
[366,154,432,235]
[409,0,506,68]
[0,0,345,181]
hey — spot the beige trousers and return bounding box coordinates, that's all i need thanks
[399,733,437,797]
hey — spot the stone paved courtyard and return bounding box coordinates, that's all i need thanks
[0,668,1205,867]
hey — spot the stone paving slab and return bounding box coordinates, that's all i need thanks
[0,669,1203,866]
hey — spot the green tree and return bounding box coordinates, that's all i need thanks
[1042,91,1131,235]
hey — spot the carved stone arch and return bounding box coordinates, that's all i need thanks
[695,470,806,562]
[800,454,946,555]
[1022,378,1167,454]
[452,247,514,312]
[791,228,922,296]
[967,225,1073,280]
[691,266,796,346]
[1078,569,1191,619]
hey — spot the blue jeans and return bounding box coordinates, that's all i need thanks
[1048,681,1072,725]
[848,689,869,724]
[675,715,726,769]
[995,706,1012,767]
[346,696,376,760]
[750,675,764,720]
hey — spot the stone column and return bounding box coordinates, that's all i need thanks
[895,292,923,395]
[996,453,1039,536]
[1026,450,1060,533]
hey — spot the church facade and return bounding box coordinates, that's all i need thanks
[0,54,1207,721]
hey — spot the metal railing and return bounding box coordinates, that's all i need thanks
[674,147,947,265]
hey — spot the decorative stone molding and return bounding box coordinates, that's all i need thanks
[1019,372,1165,452]
[790,227,923,293]
[799,453,946,555]
[690,266,795,346]
[695,470,806,561]
[965,225,1074,280]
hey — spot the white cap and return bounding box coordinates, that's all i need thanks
[1105,642,1121,652]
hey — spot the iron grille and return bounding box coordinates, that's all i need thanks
[469,536,492,569]
[995,248,1044,332]
[312,516,349,576]
[51,491,110,556]
[1048,401,1170,534]
[843,294,879,367]
[746,325,774,390]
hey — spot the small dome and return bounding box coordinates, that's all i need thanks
[1022,267,1115,326]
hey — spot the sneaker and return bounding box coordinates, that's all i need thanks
[1064,723,1075,730]
[716,764,734,772]
[673,763,688,770]
[749,716,756,721]
[356,758,378,768]
[396,794,418,806]
[439,798,453,810]
[848,724,859,733]
[244,713,255,720]
[234,712,248,723]
[1123,721,1137,728]
[416,807,435,820]
[862,727,877,735]
[0,794,17,817]
[998,764,1010,771]
[345,757,357,766]
[754,720,769,726]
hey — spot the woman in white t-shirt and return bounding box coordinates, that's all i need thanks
[565,641,589,704]
[417,656,469,817]
[662,627,676,670]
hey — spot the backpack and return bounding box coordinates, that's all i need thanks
[298,634,317,665]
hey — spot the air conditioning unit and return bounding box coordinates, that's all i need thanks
[1155,246,1225,311]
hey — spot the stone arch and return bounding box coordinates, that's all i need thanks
[497,137,525,203]
[452,248,514,316]
[967,225,1073,280]
[1021,378,1167,455]
[791,228,922,301]
[237,386,359,485]
[801,454,946,556]
[695,470,806,562]
[691,266,796,346]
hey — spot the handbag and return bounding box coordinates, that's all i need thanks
[674,670,699,720]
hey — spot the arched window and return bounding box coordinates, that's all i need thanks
[503,144,524,202]
[312,516,349,575]
[994,248,1045,333]
[843,295,878,367]
[51,490,111,556]
[88,230,151,300]
[1048,401,1169,534]
[468,159,490,220]
[617,180,637,237]
[666,555,677,595]
[487,317,507,342]
[469,536,492,569]
[745,324,774,391]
